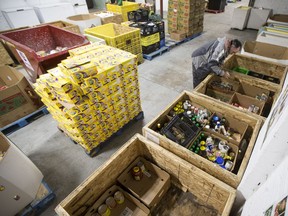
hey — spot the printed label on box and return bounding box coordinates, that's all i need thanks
[0,93,27,115]
[16,49,34,71]
[120,207,133,216]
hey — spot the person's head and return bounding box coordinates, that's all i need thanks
[229,39,242,54]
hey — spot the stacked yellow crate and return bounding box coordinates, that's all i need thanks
[34,43,142,154]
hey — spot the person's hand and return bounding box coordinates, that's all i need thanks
[223,71,230,79]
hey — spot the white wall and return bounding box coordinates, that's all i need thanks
[254,0,288,14]
[234,74,288,214]
[241,155,288,215]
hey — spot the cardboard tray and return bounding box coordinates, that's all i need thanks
[55,134,236,216]
[142,91,263,188]
[117,157,170,209]
[84,185,150,216]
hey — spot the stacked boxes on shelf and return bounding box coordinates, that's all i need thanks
[85,23,143,64]
[168,0,205,40]
[34,43,142,154]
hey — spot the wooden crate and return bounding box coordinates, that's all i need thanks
[142,91,262,188]
[223,53,287,89]
[55,134,236,216]
[195,73,278,118]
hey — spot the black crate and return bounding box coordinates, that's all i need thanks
[142,42,160,54]
[161,115,199,147]
[263,75,280,84]
[130,22,159,36]
[128,9,149,22]
[247,70,264,79]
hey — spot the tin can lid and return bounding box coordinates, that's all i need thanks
[216,157,224,165]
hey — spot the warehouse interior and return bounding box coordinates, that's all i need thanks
[1,0,288,215]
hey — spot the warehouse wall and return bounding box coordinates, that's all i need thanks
[235,75,288,212]
[241,155,288,215]
[254,0,288,14]
[0,0,65,9]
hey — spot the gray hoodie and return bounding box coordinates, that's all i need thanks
[192,37,228,87]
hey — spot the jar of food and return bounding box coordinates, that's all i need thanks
[114,191,125,204]
[105,196,117,209]
[132,166,143,181]
[98,204,111,216]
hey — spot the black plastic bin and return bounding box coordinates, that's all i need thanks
[0,25,89,82]
[208,0,226,11]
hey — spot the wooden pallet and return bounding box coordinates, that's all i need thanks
[143,47,169,61]
[205,9,225,14]
[0,106,49,135]
[63,111,145,157]
[17,181,56,216]
[165,32,202,50]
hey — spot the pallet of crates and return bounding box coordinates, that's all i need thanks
[142,91,263,189]
[84,23,143,64]
[34,43,143,157]
[56,134,236,216]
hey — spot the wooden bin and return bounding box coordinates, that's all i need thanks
[223,53,287,89]
[55,134,236,216]
[195,74,278,118]
[142,91,262,188]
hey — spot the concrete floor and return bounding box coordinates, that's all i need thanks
[8,1,257,215]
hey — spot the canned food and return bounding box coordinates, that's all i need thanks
[114,191,125,204]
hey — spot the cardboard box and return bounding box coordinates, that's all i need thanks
[230,92,265,115]
[66,14,101,34]
[117,157,170,209]
[231,6,251,30]
[56,134,236,216]
[38,20,81,34]
[0,42,14,66]
[267,14,288,25]
[142,91,263,188]
[170,30,187,41]
[256,31,288,47]
[94,11,123,25]
[247,7,272,30]
[0,66,42,128]
[0,133,43,216]
[241,41,288,65]
[84,185,150,216]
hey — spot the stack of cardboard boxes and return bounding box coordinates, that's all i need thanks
[34,43,142,154]
[168,0,205,41]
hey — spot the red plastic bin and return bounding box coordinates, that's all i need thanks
[0,25,89,82]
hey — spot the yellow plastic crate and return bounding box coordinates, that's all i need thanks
[85,23,142,56]
[141,32,160,46]
[106,1,140,21]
